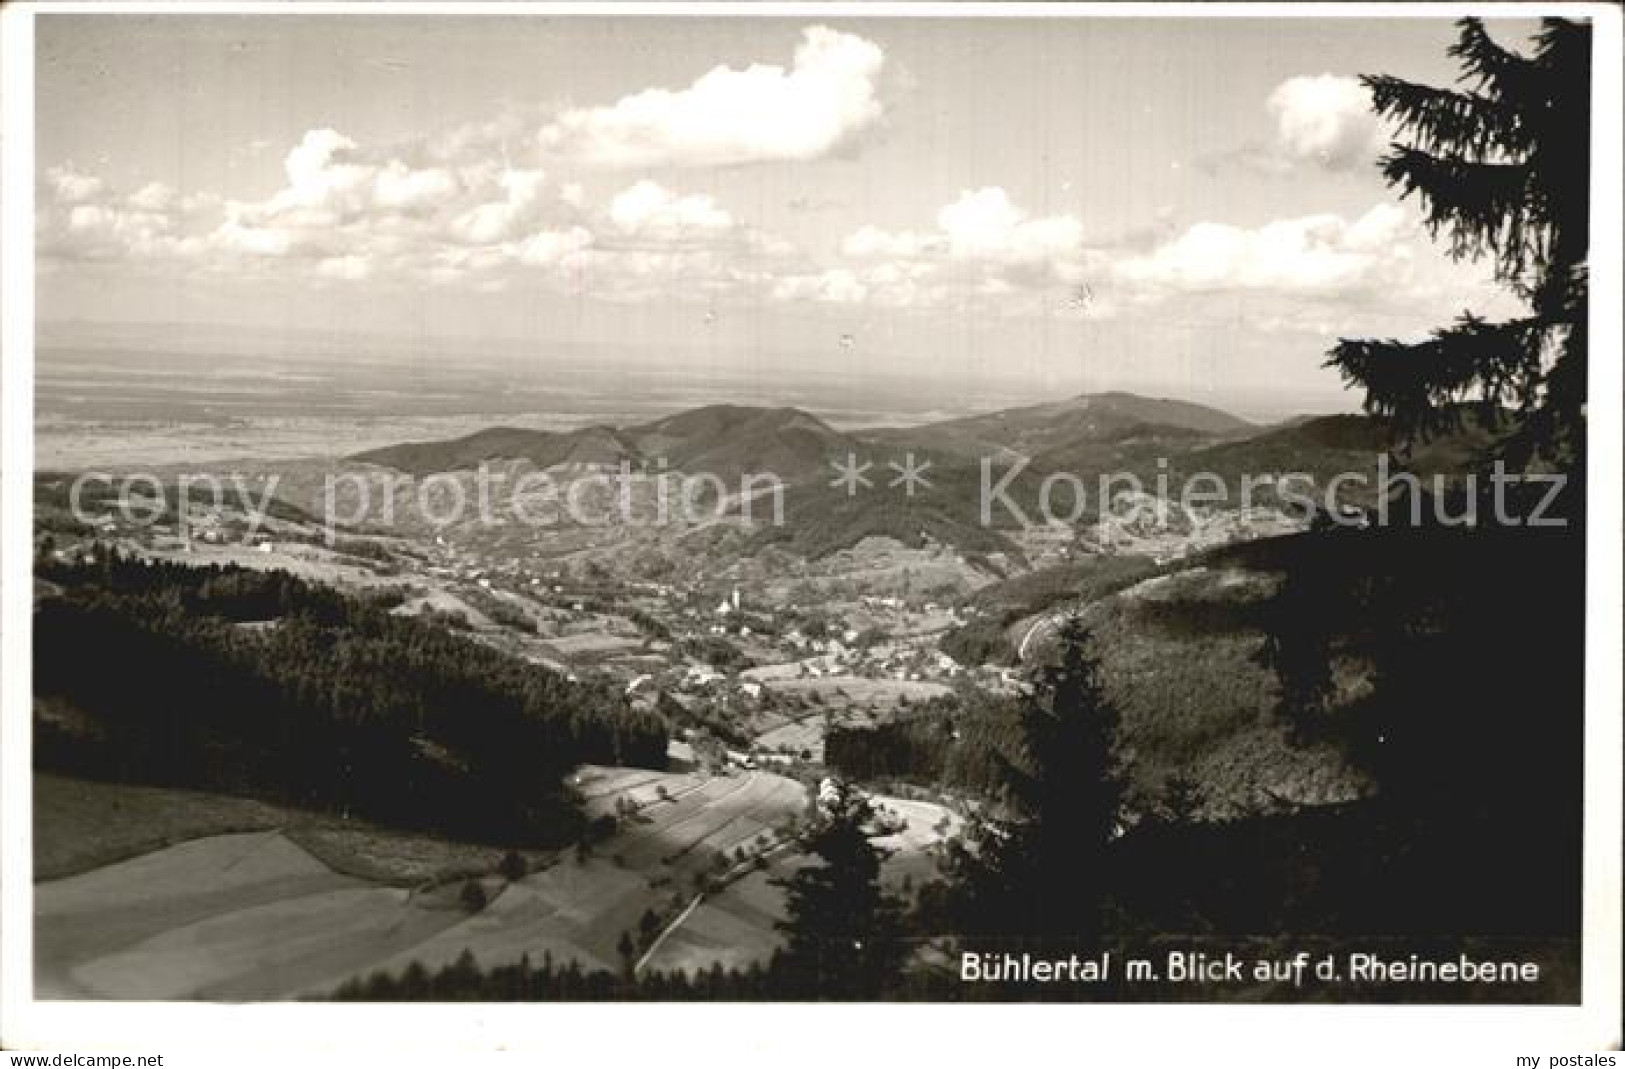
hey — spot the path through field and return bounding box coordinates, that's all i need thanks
[637,793,962,976]
[364,769,806,979]
[34,768,807,999]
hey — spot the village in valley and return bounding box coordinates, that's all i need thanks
[22,8,1597,1016]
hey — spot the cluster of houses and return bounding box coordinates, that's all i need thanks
[1079,498,1309,565]
[782,635,965,684]
[782,629,858,656]
[860,646,964,683]
[136,514,281,555]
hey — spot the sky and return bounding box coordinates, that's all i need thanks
[34,14,1539,416]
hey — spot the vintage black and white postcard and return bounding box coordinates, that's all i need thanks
[1,3,1619,1063]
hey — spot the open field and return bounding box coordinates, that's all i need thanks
[36,773,556,888]
[142,541,403,591]
[869,795,963,891]
[639,792,962,977]
[34,774,287,880]
[751,674,951,706]
[543,632,648,658]
[36,831,363,997]
[751,714,830,761]
[74,883,468,1001]
[34,768,807,998]
[639,852,809,976]
[391,590,495,628]
[574,764,711,813]
[354,769,806,979]
[742,675,952,760]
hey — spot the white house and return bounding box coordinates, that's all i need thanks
[684,665,725,688]
[817,777,844,812]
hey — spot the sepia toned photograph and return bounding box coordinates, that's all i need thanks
[1,3,1620,1059]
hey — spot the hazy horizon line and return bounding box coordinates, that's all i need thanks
[34,315,1364,425]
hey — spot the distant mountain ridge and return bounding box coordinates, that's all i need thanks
[634,405,853,484]
[327,392,1505,561]
[863,391,1255,459]
[352,403,857,480]
[353,392,1259,479]
[352,425,641,475]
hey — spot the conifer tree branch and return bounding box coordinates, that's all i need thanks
[1378,148,1536,274]
[1326,314,1552,437]
[1448,16,1538,94]
[1363,75,1527,161]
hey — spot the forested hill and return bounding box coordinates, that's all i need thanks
[33,553,668,846]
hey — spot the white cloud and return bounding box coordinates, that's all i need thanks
[503,226,594,268]
[1108,201,1521,340]
[45,166,106,206]
[64,204,174,253]
[272,128,374,218]
[537,26,886,168]
[182,129,594,277]
[38,169,207,263]
[845,188,1090,273]
[372,161,459,213]
[37,117,1512,338]
[1201,74,1388,176]
[448,168,549,244]
[216,129,470,239]
[37,125,808,300]
[1113,204,1413,292]
[42,41,849,300]
[826,188,1097,309]
[212,218,293,257]
[937,188,1083,266]
[841,224,940,260]
[126,182,178,213]
[1342,201,1408,251]
[608,180,734,239]
[1267,74,1386,171]
[89,125,800,293]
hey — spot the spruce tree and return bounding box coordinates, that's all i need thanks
[1008,619,1120,944]
[946,620,1121,950]
[772,793,904,999]
[1327,18,1591,468]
